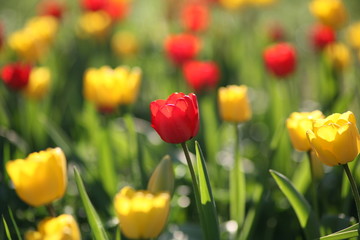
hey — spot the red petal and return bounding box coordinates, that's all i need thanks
[166,92,185,104]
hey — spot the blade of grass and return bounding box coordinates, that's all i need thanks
[2,216,12,240]
[270,169,320,239]
[195,141,220,240]
[319,230,358,240]
[74,167,109,240]
[8,207,22,240]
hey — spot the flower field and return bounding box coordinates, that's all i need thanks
[1,0,360,239]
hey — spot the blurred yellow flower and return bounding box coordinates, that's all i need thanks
[346,22,360,49]
[114,186,170,239]
[309,0,347,29]
[307,111,360,166]
[112,31,139,58]
[25,214,81,240]
[6,148,67,206]
[286,111,325,152]
[324,42,351,70]
[8,16,58,61]
[218,85,252,123]
[78,11,111,39]
[219,0,247,10]
[84,66,141,111]
[24,67,51,100]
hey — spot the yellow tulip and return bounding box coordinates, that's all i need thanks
[114,186,170,239]
[346,22,360,49]
[8,16,58,61]
[112,31,139,58]
[78,11,111,39]
[25,214,81,240]
[286,111,325,152]
[309,0,347,29]
[24,67,51,100]
[218,85,252,123]
[307,111,360,166]
[6,148,67,206]
[83,66,141,111]
[219,0,247,10]
[324,42,351,70]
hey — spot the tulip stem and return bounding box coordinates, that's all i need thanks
[307,151,319,221]
[46,204,56,217]
[343,163,360,227]
[180,142,201,214]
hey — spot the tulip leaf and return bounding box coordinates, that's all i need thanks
[270,169,320,239]
[195,141,220,240]
[319,230,358,240]
[2,216,12,240]
[8,207,22,240]
[74,167,109,240]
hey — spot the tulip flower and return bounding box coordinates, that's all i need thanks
[111,31,139,58]
[218,85,252,123]
[37,0,65,19]
[24,67,51,100]
[77,11,111,39]
[346,22,360,50]
[81,0,107,11]
[219,0,246,10]
[1,62,31,90]
[84,65,141,112]
[6,147,67,207]
[310,24,336,51]
[114,186,170,239]
[181,3,209,32]
[8,16,58,61]
[182,61,220,93]
[103,0,129,22]
[150,92,199,144]
[309,0,347,30]
[263,42,296,78]
[164,34,200,65]
[25,214,81,240]
[307,111,360,166]
[324,42,351,71]
[286,111,325,152]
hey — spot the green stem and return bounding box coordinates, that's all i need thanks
[181,142,200,200]
[45,203,56,217]
[343,163,360,228]
[307,151,319,220]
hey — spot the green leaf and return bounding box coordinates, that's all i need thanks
[8,207,22,240]
[74,167,109,240]
[319,230,358,240]
[195,141,220,240]
[270,169,320,239]
[2,216,12,240]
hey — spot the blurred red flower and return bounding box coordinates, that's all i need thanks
[1,63,32,90]
[181,3,210,32]
[38,0,65,19]
[263,43,296,78]
[104,0,129,21]
[310,24,336,51]
[183,61,220,92]
[150,92,199,144]
[81,0,107,11]
[165,34,200,65]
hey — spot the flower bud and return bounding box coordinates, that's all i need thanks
[324,42,351,71]
[164,34,200,65]
[309,0,347,29]
[147,155,175,195]
[23,67,51,100]
[263,42,296,78]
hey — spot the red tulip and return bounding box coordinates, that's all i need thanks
[310,24,336,51]
[183,61,220,92]
[263,43,296,78]
[150,92,199,144]
[1,63,32,90]
[81,0,107,11]
[38,0,65,19]
[104,0,129,21]
[181,3,209,32]
[164,34,200,65]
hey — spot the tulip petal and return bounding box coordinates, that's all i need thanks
[166,92,185,104]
